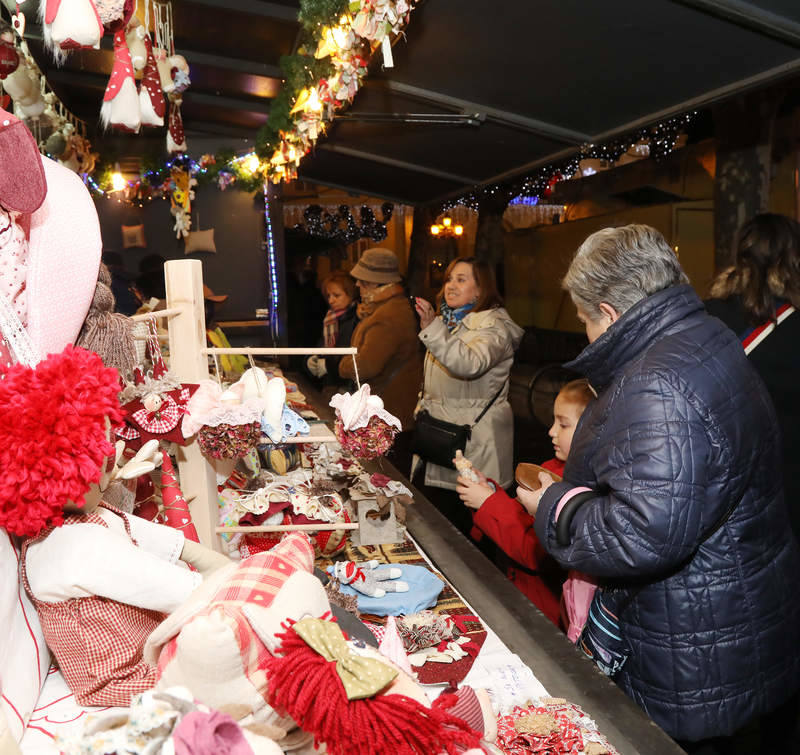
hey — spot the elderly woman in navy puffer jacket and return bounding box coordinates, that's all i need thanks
[526,225,800,747]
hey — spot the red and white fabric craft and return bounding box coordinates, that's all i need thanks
[40,0,103,59]
[167,94,186,153]
[330,383,401,460]
[100,29,140,132]
[138,32,165,127]
[156,450,199,542]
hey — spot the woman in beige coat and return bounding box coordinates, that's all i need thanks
[414,257,523,533]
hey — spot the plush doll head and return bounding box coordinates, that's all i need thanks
[0,346,122,537]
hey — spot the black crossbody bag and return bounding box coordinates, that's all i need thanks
[412,381,506,469]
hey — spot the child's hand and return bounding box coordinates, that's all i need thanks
[456,477,493,510]
[516,472,555,518]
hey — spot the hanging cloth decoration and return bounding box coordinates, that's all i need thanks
[40,0,103,60]
[100,29,140,132]
[167,92,186,153]
[138,32,165,127]
[156,450,200,542]
[118,318,198,448]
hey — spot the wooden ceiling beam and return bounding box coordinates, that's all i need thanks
[317,143,479,184]
[183,0,298,22]
[668,0,800,48]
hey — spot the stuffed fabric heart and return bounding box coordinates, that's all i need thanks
[145,533,320,741]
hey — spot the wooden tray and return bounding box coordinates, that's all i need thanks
[515,462,562,491]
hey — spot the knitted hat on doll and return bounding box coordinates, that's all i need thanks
[0,346,122,537]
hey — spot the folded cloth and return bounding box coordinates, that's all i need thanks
[327,563,444,616]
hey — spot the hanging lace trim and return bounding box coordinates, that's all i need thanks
[0,290,40,368]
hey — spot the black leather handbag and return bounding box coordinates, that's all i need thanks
[412,382,505,469]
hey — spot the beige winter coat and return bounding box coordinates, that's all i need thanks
[415,307,524,490]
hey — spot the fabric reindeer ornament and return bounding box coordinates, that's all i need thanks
[138,32,164,127]
[100,29,140,132]
[333,560,409,598]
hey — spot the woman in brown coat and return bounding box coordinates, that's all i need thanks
[339,248,423,473]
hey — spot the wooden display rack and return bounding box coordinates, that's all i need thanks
[132,259,358,551]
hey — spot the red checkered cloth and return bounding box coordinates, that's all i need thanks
[20,504,163,707]
[158,532,316,701]
[130,395,182,435]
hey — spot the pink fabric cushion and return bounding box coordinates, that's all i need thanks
[27,157,101,359]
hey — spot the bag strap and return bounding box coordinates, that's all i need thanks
[472,380,506,425]
[741,302,795,354]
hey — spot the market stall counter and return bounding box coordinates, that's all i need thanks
[296,374,685,755]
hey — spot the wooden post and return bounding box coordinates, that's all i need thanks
[164,259,221,551]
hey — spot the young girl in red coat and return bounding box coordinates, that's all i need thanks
[457,379,594,628]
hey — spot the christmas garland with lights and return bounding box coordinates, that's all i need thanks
[442,112,696,212]
[293,201,394,243]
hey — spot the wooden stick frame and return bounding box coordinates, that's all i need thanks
[157,260,353,551]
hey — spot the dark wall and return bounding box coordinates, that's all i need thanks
[94,184,269,320]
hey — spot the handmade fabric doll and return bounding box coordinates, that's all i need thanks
[333,559,409,598]
[0,346,231,706]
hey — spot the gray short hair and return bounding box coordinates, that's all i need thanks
[563,224,688,319]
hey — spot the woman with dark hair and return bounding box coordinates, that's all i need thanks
[706,213,800,541]
[413,257,523,533]
[306,270,359,393]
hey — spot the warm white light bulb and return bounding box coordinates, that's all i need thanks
[111,172,126,192]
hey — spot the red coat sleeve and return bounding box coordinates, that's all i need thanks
[472,488,548,570]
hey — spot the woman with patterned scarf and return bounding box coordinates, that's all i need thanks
[413,257,523,534]
[305,271,359,394]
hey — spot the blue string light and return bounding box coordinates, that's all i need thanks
[263,182,280,343]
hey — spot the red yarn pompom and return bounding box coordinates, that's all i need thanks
[266,621,482,755]
[0,346,122,537]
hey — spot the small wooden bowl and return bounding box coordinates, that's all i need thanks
[515,463,562,491]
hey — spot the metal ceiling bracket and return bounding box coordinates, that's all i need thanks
[372,80,591,144]
[337,112,485,126]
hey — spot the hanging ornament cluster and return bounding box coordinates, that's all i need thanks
[0,16,98,176]
[37,0,184,150]
[441,112,696,214]
[294,202,394,244]
[253,0,417,185]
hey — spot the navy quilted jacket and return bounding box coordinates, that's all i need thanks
[535,284,800,741]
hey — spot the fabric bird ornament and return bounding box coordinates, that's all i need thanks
[100,29,140,132]
[333,560,409,599]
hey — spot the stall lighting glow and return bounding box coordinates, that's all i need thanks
[430,216,463,237]
[246,154,261,174]
[111,171,126,192]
